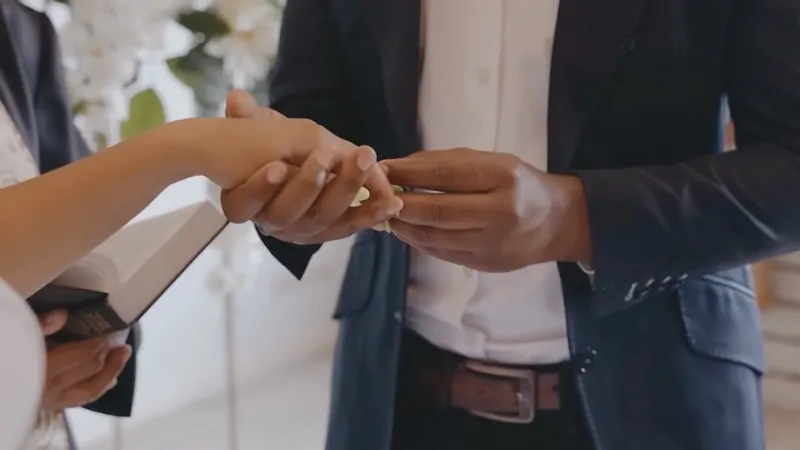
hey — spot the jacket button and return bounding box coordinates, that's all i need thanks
[582,347,597,365]
[575,347,597,373]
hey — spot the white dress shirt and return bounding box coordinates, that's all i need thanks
[406,0,568,365]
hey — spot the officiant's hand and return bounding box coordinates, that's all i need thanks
[382,149,592,272]
[219,90,403,245]
[37,310,131,411]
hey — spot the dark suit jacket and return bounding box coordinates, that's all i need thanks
[0,0,137,421]
[261,0,800,448]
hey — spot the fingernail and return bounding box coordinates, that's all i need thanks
[107,378,118,390]
[357,147,377,171]
[265,163,286,184]
[316,152,335,169]
[316,169,328,186]
[42,311,64,328]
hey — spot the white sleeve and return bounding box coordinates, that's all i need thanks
[0,278,45,450]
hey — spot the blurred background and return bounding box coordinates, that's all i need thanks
[18,0,800,448]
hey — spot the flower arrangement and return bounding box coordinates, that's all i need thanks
[44,0,284,149]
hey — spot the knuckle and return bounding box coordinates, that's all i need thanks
[414,225,432,244]
[299,167,324,189]
[431,165,455,186]
[295,118,318,132]
[506,156,526,184]
[424,203,444,225]
[89,353,107,373]
[305,201,324,221]
[73,386,103,404]
[262,208,295,230]
[266,215,290,230]
[302,120,327,145]
[255,219,278,235]
[48,375,67,391]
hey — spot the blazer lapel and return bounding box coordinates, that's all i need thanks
[0,2,37,158]
[366,0,422,154]
[548,0,649,172]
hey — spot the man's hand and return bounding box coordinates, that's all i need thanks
[381,149,592,272]
[220,90,403,245]
[38,310,131,411]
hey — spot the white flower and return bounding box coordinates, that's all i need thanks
[72,101,122,150]
[204,0,281,89]
[55,0,186,148]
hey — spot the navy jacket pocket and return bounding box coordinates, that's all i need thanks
[677,271,765,374]
[333,234,378,319]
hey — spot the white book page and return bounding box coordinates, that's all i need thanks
[53,253,121,294]
[91,207,195,285]
[56,204,204,296]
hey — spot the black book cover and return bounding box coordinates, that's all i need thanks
[28,284,129,343]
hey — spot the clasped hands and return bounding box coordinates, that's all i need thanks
[223,91,592,272]
[37,310,131,412]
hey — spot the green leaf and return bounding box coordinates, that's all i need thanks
[72,100,89,116]
[120,89,166,140]
[266,0,285,10]
[93,132,108,150]
[177,10,230,40]
[167,57,204,89]
[167,45,230,117]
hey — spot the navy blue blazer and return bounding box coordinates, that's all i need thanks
[260,0,800,448]
[0,0,137,418]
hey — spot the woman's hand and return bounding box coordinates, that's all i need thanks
[216,90,403,245]
[166,106,360,191]
[37,310,131,411]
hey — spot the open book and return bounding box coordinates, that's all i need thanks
[28,199,227,342]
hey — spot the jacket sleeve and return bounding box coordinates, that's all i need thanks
[576,0,800,315]
[32,11,91,174]
[258,0,362,279]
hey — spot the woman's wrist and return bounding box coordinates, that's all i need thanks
[118,119,210,184]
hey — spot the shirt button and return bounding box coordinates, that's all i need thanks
[393,311,402,322]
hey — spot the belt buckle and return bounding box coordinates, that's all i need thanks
[463,360,536,424]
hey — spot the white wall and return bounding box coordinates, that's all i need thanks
[763,254,800,412]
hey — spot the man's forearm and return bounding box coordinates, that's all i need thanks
[576,143,800,313]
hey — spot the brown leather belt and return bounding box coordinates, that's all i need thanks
[413,358,563,424]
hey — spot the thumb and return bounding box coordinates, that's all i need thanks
[225,90,285,120]
[220,161,294,223]
[225,89,259,118]
[39,309,68,336]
